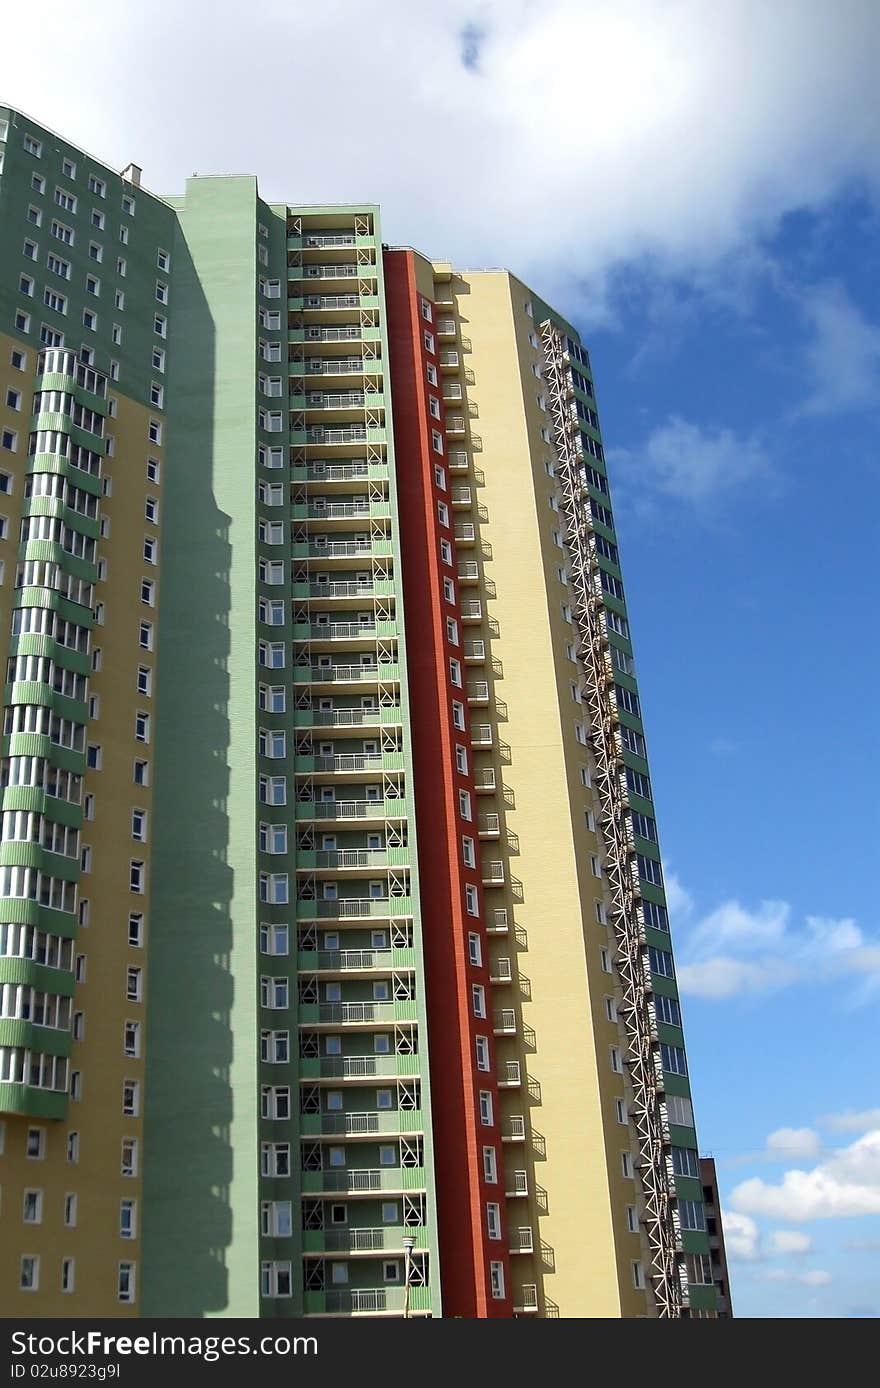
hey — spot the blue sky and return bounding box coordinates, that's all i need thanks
[3,0,878,1318]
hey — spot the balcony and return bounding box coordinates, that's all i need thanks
[295,896,413,922]
[293,460,383,482]
[463,639,486,663]
[298,1054,422,1082]
[493,1008,517,1034]
[443,384,464,403]
[296,947,415,974]
[498,1060,521,1088]
[510,1227,534,1254]
[448,450,469,471]
[303,1285,431,1316]
[459,600,482,623]
[294,663,385,685]
[470,724,493,748]
[301,233,358,249]
[302,1223,429,1254]
[291,579,391,600]
[294,357,365,376]
[478,813,500,838]
[445,416,466,436]
[486,907,508,935]
[502,1116,526,1143]
[490,957,513,983]
[290,263,362,281]
[473,768,496,793]
[293,707,401,731]
[439,349,460,370]
[295,751,404,775]
[292,621,378,641]
[299,293,361,311]
[299,1110,424,1139]
[450,485,471,506]
[514,1286,539,1314]
[291,539,380,559]
[304,391,367,409]
[300,1167,426,1195]
[482,862,505,887]
[298,999,417,1026]
[295,797,409,824]
[296,849,406,872]
[457,561,479,584]
[506,1170,529,1197]
[455,522,476,545]
[437,319,457,339]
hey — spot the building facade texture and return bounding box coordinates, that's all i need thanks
[0,109,718,1319]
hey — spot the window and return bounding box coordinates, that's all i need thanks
[20,1257,39,1292]
[23,134,42,157]
[649,946,675,979]
[154,314,167,338]
[128,914,144,947]
[1,429,17,453]
[479,1091,493,1126]
[465,884,479,917]
[449,658,462,687]
[14,311,31,333]
[149,382,163,408]
[475,1035,490,1071]
[458,789,472,821]
[91,209,105,230]
[152,347,166,373]
[632,1261,646,1290]
[148,419,162,445]
[129,860,146,893]
[610,1046,623,1073]
[141,579,155,605]
[455,744,468,774]
[472,984,486,1018]
[437,501,449,527]
[661,1043,688,1076]
[666,1094,694,1129]
[67,1132,80,1164]
[157,248,170,272]
[431,429,443,455]
[118,1262,135,1303]
[462,836,476,868]
[88,174,106,197]
[672,1146,700,1178]
[638,854,663,887]
[155,280,169,304]
[139,622,153,650]
[120,1199,136,1239]
[147,458,160,484]
[616,1099,628,1125]
[54,187,77,213]
[486,1202,502,1240]
[64,1193,77,1227]
[490,1261,505,1300]
[121,194,136,216]
[468,932,482,966]
[678,1199,706,1231]
[452,700,466,731]
[19,274,35,298]
[131,809,148,844]
[621,1151,633,1178]
[122,1080,140,1117]
[123,1021,141,1057]
[22,1189,43,1223]
[655,994,681,1026]
[135,711,150,743]
[83,310,97,332]
[136,667,152,697]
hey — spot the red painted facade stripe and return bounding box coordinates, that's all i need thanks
[384,250,512,1318]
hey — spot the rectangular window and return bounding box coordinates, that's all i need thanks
[475,1035,490,1071]
[118,1262,135,1303]
[479,1090,493,1126]
[486,1202,502,1240]
[661,1043,688,1077]
[468,932,482,966]
[472,984,486,1018]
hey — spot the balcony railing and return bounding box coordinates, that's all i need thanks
[473,769,496,792]
[300,263,361,279]
[296,897,411,919]
[303,622,377,641]
[302,357,365,375]
[303,294,361,310]
[306,392,366,408]
[510,1227,534,1253]
[471,724,493,746]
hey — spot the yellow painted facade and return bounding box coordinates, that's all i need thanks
[0,329,162,1314]
[434,276,652,1316]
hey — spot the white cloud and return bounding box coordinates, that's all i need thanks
[663,872,694,922]
[766,1128,822,1162]
[767,1230,813,1256]
[677,955,789,1000]
[609,416,771,509]
[723,1211,760,1261]
[731,1130,880,1221]
[797,281,880,416]
[674,889,880,1000]
[757,1267,831,1286]
[822,1109,880,1135]
[1,1,880,305]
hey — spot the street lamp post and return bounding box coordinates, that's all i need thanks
[402,1235,415,1318]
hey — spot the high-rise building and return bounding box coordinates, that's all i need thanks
[0,108,716,1319]
[700,1158,734,1317]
